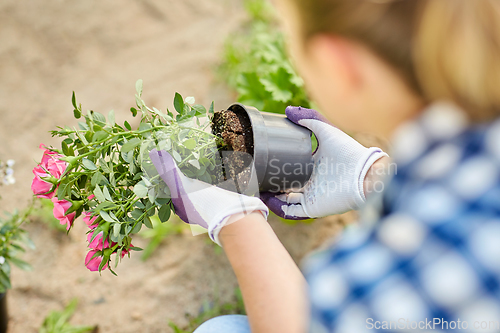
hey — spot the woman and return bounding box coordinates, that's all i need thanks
[150,0,500,332]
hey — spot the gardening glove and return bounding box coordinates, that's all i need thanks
[149,149,269,246]
[260,106,388,220]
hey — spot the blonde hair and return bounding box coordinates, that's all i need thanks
[291,0,500,121]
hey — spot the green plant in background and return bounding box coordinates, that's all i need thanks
[219,0,317,224]
[169,288,245,333]
[218,0,311,114]
[0,206,34,292]
[139,215,187,261]
[39,298,96,333]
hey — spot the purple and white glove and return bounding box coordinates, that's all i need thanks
[149,149,269,246]
[261,106,388,220]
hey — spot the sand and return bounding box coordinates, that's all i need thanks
[0,1,350,331]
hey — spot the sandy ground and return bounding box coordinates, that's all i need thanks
[0,1,352,331]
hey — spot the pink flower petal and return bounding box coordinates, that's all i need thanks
[85,250,107,272]
[87,231,110,250]
[83,211,98,229]
[51,198,76,230]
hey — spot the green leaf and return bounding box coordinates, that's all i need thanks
[61,140,71,156]
[132,221,142,233]
[183,104,192,116]
[0,270,11,290]
[100,210,117,222]
[113,223,121,238]
[121,150,134,164]
[91,171,103,187]
[143,216,153,229]
[209,101,214,115]
[109,171,116,187]
[184,96,195,104]
[82,158,97,170]
[8,257,32,271]
[133,182,148,198]
[92,130,109,142]
[78,121,90,131]
[131,209,143,220]
[93,185,106,202]
[102,186,113,201]
[138,123,152,132]
[57,180,72,199]
[155,198,170,205]
[76,129,89,145]
[135,95,144,109]
[178,129,190,141]
[191,104,206,116]
[172,150,182,162]
[183,138,196,150]
[99,158,111,173]
[121,138,141,153]
[124,121,132,130]
[130,107,138,117]
[148,188,156,204]
[136,79,143,97]
[72,91,77,109]
[92,111,107,125]
[188,159,200,169]
[108,109,115,126]
[173,92,185,115]
[158,204,171,222]
[95,201,117,211]
[260,67,293,102]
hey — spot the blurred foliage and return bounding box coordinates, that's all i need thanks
[169,288,245,332]
[139,215,187,261]
[218,0,311,114]
[0,201,34,293]
[219,0,315,226]
[39,298,96,333]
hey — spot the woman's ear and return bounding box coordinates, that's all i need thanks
[305,34,363,98]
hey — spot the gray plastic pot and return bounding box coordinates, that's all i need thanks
[227,103,314,193]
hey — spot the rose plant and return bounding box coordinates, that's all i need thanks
[32,80,220,274]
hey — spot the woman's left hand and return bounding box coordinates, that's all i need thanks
[149,149,269,245]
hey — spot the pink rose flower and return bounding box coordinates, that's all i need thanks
[31,144,68,199]
[83,211,98,229]
[52,198,76,231]
[85,250,108,272]
[87,230,110,251]
[84,244,134,272]
[31,166,54,199]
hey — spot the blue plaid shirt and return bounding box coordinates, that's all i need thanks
[304,103,500,332]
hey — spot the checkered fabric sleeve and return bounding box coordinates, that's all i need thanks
[304,103,500,333]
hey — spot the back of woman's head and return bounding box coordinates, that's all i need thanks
[290,0,500,122]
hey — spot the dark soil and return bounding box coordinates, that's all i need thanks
[211,109,254,193]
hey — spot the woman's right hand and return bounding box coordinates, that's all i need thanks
[261,106,388,219]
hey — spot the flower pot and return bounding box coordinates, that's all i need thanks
[0,293,8,333]
[225,103,314,193]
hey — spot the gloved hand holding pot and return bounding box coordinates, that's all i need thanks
[149,103,388,242]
